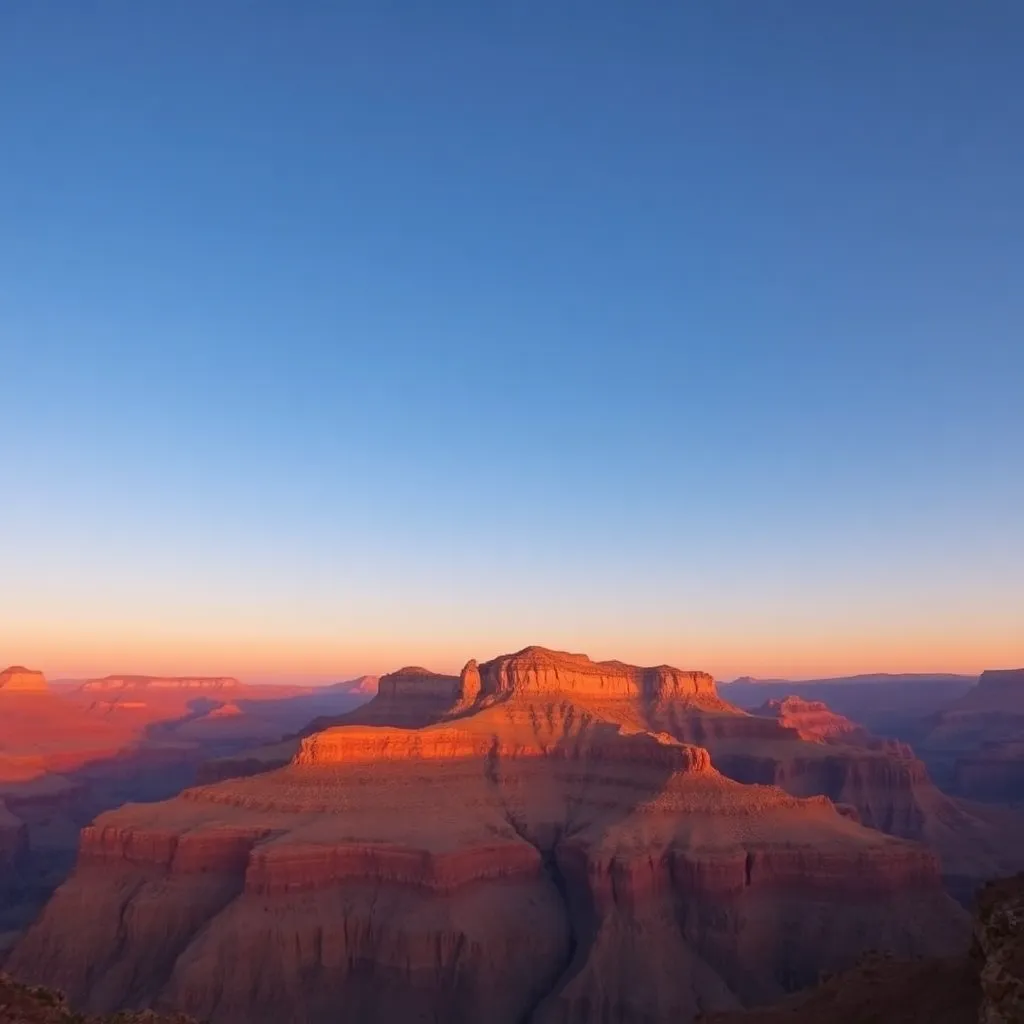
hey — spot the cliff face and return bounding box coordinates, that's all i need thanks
[0,667,48,694]
[954,741,1024,802]
[0,676,373,952]
[700,873,1024,1024]
[755,696,866,744]
[914,668,1024,803]
[975,874,1024,1024]
[478,646,726,706]
[9,647,970,1024]
[651,695,1024,902]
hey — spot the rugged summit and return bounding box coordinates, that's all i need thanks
[10,646,969,1024]
[477,645,727,705]
[0,667,48,694]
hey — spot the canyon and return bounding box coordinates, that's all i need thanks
[9,647,978,1024]
[912,670,1024,803]
[0,667,373,951]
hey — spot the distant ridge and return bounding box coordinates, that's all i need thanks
[79,675,241,692]
[730,673,975,686]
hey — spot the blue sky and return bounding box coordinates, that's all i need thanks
[1,2,1022,680]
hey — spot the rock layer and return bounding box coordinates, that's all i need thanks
[478,646,726,706]
[79,676,241,692]
[701,873,1024,1024]
[10,647,970,1024]
[0,667,48,694]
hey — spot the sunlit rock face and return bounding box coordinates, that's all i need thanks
[9,646,972,1024]
[0,666,48,693]
[477,645,727,706]
[754,696,866,744]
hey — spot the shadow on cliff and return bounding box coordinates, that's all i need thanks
[0,689,371,947]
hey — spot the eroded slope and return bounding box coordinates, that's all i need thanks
[10,648,970,1024]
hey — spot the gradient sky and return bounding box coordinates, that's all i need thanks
[2,3,1022,683]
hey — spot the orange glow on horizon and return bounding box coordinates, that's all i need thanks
[4,624,1021,685]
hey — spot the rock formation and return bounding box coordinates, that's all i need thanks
[0,667,48,694]
[478,645,728,706]
[0,973,198,1024]
[700,872,1024,1024]
[79,676,241,692]
[754,696,867,744]
[914,668,1024,802]
[722,674,977,742]
[9,647,971,1024]
[0,672,374,950]
[326,675,379,695]
[975,873,1024,1024]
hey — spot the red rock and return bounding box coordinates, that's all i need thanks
[79,676,241,692]
[700,873,1024,1024]
[0,666,48,694]
[755,696,866,743]
[9,646,971,1024]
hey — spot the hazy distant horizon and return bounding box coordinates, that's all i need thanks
[10,648,1004,691]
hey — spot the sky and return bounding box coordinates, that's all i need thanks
[1,2,1022,683]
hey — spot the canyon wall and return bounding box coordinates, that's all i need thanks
[9,650,970,1024]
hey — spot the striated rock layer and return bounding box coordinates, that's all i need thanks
[701,872,1024,1024]
[10,647,971,1024]
[0,667,48,694]
[79,676,241,692]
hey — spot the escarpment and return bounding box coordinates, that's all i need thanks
[0,666,49,694]
[9,647,971,1024]
[914,668,1024,803]
[79,676,242,692]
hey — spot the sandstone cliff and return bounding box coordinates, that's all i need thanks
[0,667,48,694]
[755,696,867,744]
[10,647,970,1024]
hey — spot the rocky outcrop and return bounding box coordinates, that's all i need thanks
[0,973,198,1023]
[960,671,1024,714]
[755,696,866,744]
[326,675,379,695]
[350,666,463,726]
[975,874,1024,1024]
[721,675,977,736]
[701,873,1024,1024]
[477,646,727,707]
[79,676,241,692]
[457,659,481,706]
[9,646,970,1024]
[0,667,48,694]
